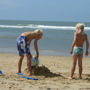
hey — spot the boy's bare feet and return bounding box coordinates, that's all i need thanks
[25,71,32,76]
[67,76,73,80]
[25,73,32,76]
[78,76,82,79]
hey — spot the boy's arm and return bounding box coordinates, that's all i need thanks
[70,32,77,54]
[34,39,39,58]
[85,34,89,56]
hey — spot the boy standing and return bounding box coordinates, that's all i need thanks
[68,23,89,79]
[16,29,43,76]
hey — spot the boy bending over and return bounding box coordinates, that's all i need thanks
[16,29,43,76]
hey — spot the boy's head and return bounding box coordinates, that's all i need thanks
[34,29,43,40]
[76,23,85,33]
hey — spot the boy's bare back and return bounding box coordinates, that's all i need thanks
[70,23,89,56]
[74,32,87,47]
[21,32,33,41]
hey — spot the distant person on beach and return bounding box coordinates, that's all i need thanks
[68,23,89,79]
[16,29,43,76]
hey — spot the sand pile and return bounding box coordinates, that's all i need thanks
[24,65,62,77]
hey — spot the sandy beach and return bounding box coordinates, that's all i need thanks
[0,54,90,90]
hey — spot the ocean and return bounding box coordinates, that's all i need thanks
[0,20,90,56]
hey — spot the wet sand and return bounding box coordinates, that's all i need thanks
[0,54,90,90]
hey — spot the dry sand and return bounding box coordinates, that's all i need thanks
[0,53,90,90]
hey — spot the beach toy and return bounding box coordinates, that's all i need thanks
[0,70,3,75]
[21,76,38,80]
[31,57,39,66]
[16,73,24,75]
[16,73,38,80]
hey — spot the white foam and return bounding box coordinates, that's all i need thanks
[0,24,90,31]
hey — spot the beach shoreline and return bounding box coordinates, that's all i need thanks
[0,53,90,90]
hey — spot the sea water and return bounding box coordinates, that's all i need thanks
[0,20,90,56]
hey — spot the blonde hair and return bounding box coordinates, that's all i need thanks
[76,23,85,30]
[34,29,43,36]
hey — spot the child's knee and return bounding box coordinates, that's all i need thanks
[79,65,82,69]
[20,55,24,59]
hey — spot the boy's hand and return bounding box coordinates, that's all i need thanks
[70,50,73,54]
[35,55,39,59]
[85,51,89,56]
[29,54,32,59]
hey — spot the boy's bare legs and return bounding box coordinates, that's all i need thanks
[78,55,83,79]
[68,54,78,79]
[26,55,32,76]
[18,55,24,73]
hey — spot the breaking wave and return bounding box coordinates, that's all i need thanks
[0,24,90,30]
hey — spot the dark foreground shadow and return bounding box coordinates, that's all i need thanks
[25,65,64,78]
[84,74,90,81]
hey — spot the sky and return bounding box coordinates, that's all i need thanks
[0,0,90,22]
